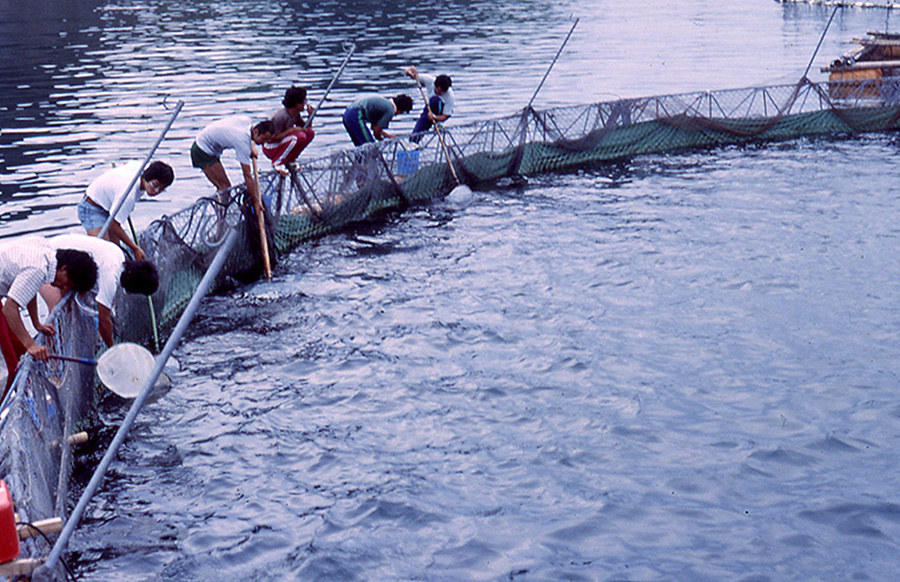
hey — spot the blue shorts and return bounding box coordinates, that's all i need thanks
[77,197,110,231]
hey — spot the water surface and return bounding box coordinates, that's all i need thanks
[3,1,900,580]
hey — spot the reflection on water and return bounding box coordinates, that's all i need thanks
[2,0,894,238]
[4,1,900,580]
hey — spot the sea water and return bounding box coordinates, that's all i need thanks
[2,1,900,580]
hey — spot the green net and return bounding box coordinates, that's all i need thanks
[116,77,900,346]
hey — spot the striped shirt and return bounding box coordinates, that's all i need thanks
[0,237,56,307]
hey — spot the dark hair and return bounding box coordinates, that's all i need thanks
[435,75,452,91]
[56,249,98,293]
[253,120,276,136]
[394,94,413,114]
[282,86,308,108]
[120,260,159,295]
[142,161,174,188]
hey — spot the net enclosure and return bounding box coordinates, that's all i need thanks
[116,76,900,345]
[3,75,900,579]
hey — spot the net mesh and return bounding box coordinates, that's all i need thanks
[4,76,900,578]
[116,77,900,346]
[0,296,99,580]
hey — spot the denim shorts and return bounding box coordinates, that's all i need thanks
[77,197,110,231]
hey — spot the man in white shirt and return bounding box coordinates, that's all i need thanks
[0,237,97,393]
[190,116,275,202]
[404,66,455,143]
[44,234,159,348]
[77,160,175,260]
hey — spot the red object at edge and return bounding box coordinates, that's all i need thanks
[0,479,19,563]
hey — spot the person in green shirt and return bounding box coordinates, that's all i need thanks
[341,94,413,146]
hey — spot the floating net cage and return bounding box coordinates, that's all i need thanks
[4,75,900,578]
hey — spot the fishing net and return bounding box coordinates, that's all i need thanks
[5,76,900,579]
[115,77,900,347]
[0,295,99,580]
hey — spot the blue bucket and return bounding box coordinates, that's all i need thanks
[397,149,420,175]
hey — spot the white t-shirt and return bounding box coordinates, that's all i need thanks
[85,161,143,223]
[195,115,253,165]
[50,234,125,309]
[419,74,455,117]
[0,237,55,307]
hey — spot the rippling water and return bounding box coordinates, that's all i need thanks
[4,1,900,581]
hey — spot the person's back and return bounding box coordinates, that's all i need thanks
[195,115,254,161]
[0,237,53,297]
[49,234,125,309]
[350,96,395,127]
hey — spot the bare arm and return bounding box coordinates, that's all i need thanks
[106,219,146,261]
[98,303,114,348]
[241,162,261,202]
[372,125,394,140]
[27,296,55,337]
[3,299,49,360]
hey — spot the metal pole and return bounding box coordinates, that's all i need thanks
[98,100,184,239]
[802,6,839,81]
[36,227,240,577]
[305,44,355,129]
[526,18,579,110]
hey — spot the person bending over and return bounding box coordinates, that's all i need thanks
[77,160,174,260]
[0,237,97,394]
[190,116,275,203]
[342,94,413,146]
[43,234,158,348]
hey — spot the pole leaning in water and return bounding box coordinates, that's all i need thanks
[34,227,241,579]
[526,18,579,110]
[802,6,839,81]
[305,43,356,129]
[251,150,272,279]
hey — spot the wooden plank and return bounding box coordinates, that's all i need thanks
[17,517,63,540]
[0,558,41,577]
[822,61,897,73]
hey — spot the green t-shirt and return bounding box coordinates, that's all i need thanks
[349,96,394,129]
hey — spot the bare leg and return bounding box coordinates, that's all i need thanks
[202,162,231,192]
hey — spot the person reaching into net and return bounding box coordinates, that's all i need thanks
[77,161,174,261]
[0,237,97,395]
[41,234,158,348]
[342,94,414,146]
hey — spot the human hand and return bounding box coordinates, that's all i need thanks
[133,247,146,261]
[34,322,56,337]
[27,343,50,361]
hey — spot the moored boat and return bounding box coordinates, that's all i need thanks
[822,31,900,101]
